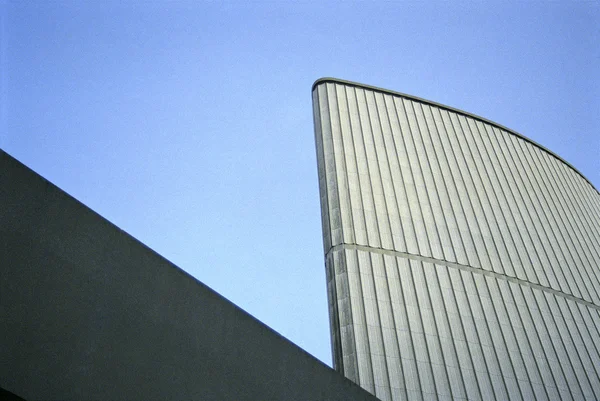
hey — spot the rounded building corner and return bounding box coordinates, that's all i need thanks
[312,77,344,92]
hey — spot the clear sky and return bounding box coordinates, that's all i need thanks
[1,1,598,366]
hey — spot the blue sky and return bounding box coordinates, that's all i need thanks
[1,1,598,365]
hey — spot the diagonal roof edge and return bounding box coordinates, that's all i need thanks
[313,77,598,194]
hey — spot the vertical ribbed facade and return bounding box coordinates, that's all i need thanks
[313,78,600,401]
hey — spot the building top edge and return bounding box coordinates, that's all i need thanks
[312,77,598,193]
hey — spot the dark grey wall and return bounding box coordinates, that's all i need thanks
[0,149,378,401]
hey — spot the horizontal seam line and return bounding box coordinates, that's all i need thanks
[327,243,600,311]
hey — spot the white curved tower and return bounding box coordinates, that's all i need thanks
[313,78,600,401]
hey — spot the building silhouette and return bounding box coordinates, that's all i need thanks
[313,78,600,401]
[0,149,379,401]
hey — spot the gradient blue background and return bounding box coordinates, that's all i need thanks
[1,1,598,365]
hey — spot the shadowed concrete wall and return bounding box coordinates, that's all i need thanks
[0,149,379,401]
[313,78,600,401]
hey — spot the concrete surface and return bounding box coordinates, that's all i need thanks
[313,78,600,401]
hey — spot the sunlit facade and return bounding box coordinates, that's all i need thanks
[313,78,600,401]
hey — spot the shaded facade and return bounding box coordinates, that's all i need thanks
[0,149,379,401]
[313,78,600,401]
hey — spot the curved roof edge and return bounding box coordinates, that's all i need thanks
[313,77,598,193]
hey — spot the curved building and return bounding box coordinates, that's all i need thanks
[312,78,600,401]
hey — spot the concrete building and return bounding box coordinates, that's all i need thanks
[313,78,600,401]
[0,149,379,401]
